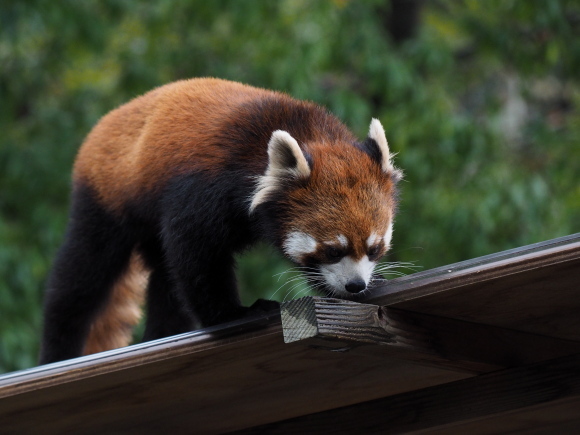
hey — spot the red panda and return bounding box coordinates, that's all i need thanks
[39,78,402,365]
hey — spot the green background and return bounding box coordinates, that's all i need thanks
[1,0,579,373]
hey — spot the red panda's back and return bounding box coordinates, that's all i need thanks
[74,78,276,212]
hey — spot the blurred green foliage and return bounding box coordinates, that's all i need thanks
[1,0,579,373]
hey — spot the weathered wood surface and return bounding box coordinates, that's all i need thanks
[368,233,580,341]
[238,353,580,434]
[0,311,471,435]
[281,296,580,373]
[0,233,579,434]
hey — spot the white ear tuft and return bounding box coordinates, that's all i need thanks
[267,130,311,179]
[249,130,311,212]
[368,118,403,181]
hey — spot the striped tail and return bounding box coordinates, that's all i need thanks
[83,252,149,355]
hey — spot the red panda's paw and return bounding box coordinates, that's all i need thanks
[248,298,280,315]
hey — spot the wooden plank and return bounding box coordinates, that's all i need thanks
[0,310,280,397]
[237,353,580,434]
[367,233,580,341]
[371,233,580,302]
[0,310,471,435]
[281,296,580,373]
[422,399,580,435]
[1,234,578,434]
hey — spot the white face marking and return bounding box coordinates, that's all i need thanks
[336,234,348,248]
[320,255,376,297]
[283,231,317,262]
[366,232,381,248]
[384,223,393,248]
[367,223,393,250]
[323,234,348,248]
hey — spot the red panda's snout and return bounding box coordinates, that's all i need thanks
[282,225,393,298]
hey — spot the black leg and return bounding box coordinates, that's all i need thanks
[167,246,245,327]
[162,233,280,327]
[158,173,278,328]
[160,216,245,326]
[142,264,194,342]
[39,185,135,365]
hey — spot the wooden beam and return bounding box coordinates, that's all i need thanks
[366,233,580,341]
[1,234,578,433]
[0,309,281,398]
[368,233,580,306]
[282,296,580,373]
[237,353,580,434]
[0,310,472,434]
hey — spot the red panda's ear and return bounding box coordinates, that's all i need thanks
[368,119,403,182]
[249,130,311,212]
[267,130,311,179]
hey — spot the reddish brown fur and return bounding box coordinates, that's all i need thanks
[281,143,395,260]
[75,79,278,211]
[73,79,299,351]
[72,78,397,353]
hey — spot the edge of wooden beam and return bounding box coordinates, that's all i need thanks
[282,296,580,373]
[0,309,281,398]
[365,232,580,306]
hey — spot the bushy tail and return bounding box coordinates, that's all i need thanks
[83,252,149,355]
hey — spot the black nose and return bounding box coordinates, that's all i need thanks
[345,279,366,294]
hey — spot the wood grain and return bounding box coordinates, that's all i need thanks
[0,310,470,435]
[237,353,580,434]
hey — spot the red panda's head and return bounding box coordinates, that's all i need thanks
[250,119,402,299]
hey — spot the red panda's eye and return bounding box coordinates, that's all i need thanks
[325,246,344,261]
[368,245,381,258]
